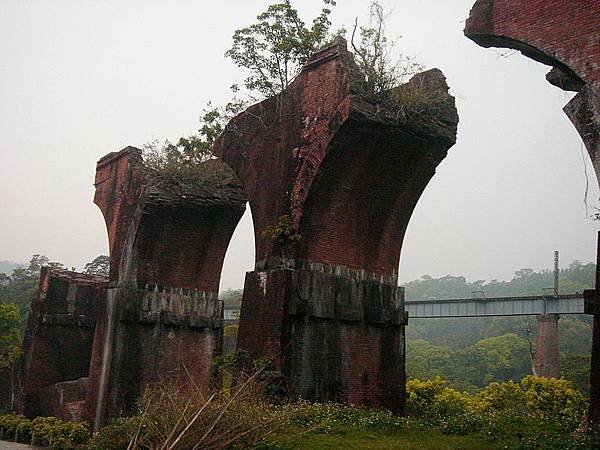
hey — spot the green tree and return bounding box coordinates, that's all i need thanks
[83,255,109,276]
[0,255,63,324]
[457,333,531,386]
[0,304,20,370]
[142,98,247,179]
[561,353,591,395]
[350,1,422,96]
[143,0,338,173]
[0,303,22,412]
[226,0,337,97]
[406,339,458,382]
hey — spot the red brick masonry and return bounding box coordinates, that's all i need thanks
[20,268,107,420]
[215,38,458,413]
[85,149,246,427]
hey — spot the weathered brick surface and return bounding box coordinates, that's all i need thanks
[465,0,600,185]
[465,0,600,96]
[86,148,244,427]
[237,266,407,412]
[218,38,457,412]
[38,378,88,422]
[20,268,106,418]
[564,87,600,185]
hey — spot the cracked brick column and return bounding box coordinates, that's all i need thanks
[214,38,458,413]
[85,147,246,428]
[465,0,600,425]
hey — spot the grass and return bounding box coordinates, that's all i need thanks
[267,426,501,449]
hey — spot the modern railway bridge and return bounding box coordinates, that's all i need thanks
[406,292,585,378]
[404,252,587,378]
[406,293,584,319]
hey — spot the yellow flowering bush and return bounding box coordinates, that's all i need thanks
[521,376,586,424]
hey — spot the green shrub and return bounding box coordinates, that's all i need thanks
[406,377,478,434]
[86,417,144,450]
[0,414,90,448]
[0,414,31,442]
[407,377,587,448]
[476,380,526,413]
[521,375,586,426]
[31,416,90,449]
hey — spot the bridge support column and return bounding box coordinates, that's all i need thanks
[534,314,560,378]
[236,263,407,413]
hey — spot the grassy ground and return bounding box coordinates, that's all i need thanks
[268,427,500,450]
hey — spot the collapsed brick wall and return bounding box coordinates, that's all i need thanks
[86,148,246,428]
[20,268,107,419]
[215,38,458,413]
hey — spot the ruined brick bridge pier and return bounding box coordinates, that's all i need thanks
[18,37,458,424]
[17,0,600,429]
[214,38,458,413]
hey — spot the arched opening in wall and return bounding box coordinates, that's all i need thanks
[219,202,256,353]
[220,204,256,291]
[398,48,599,394]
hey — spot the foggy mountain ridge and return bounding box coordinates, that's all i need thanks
[0,260,23,275]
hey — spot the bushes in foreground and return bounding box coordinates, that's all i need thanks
[1,375,594,449]
[406,376,589,449]
[0,414,90,449]
[88,359,291,450]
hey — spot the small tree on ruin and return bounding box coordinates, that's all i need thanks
[144,1,426,173]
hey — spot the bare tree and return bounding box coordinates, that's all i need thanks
[351,1,423,96]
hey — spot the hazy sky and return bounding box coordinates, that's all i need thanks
[1,0,598,290]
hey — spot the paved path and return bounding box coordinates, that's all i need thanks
[0,442,38,449]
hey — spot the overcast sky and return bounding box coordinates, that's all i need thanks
[1,0,598,290]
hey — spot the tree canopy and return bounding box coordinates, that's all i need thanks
[83,255,109,276]
[144,0,423,175]
[0,303,21,369]
[226,0,338,97]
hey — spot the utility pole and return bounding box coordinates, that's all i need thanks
[554,250,559,297]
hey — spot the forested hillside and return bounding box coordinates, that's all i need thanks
[404,261,595,393]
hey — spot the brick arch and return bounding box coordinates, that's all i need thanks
[132,202,245,293]
[465,0,600,185]
[214,38,458,412]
